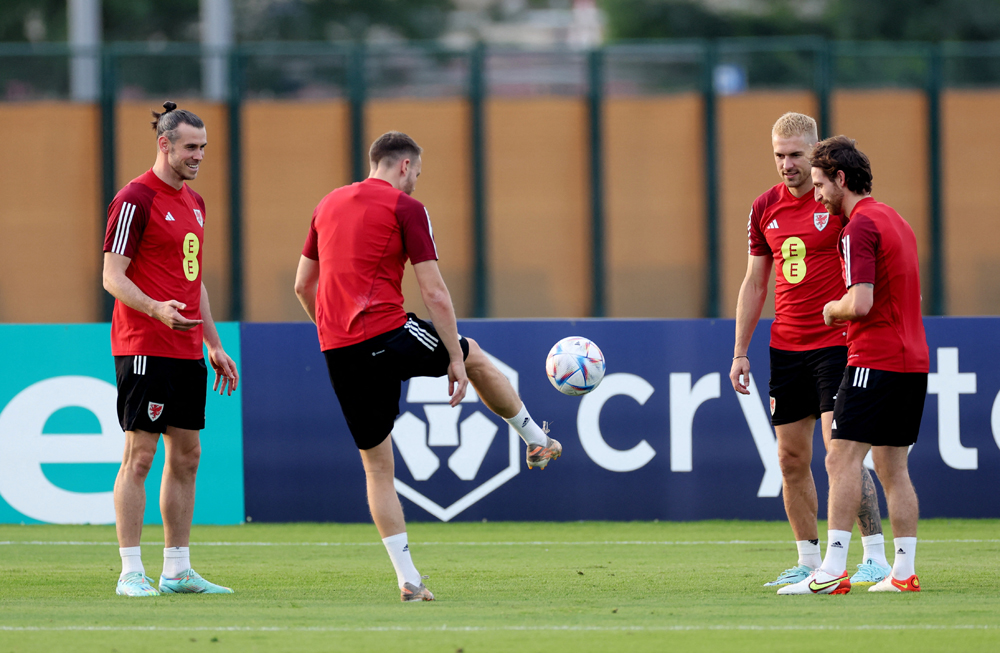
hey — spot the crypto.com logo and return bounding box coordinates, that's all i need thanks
[392,352,519,522]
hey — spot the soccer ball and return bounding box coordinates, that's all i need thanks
[545,336,606,395]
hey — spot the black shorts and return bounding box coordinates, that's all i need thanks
[768,346,847,426]
[114,355,208,433]
[324,314,471,450]
[832,366,928,447]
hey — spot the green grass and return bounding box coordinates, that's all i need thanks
[1,520,998,652]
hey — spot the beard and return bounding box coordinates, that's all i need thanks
[823,188,844,215]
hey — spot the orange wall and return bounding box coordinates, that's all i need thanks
[486,98,590,317]
[604,94,706,317]
[941,91,1000,316]
[242,101,350,322]
[0,103,101,322]
[4,90,1000,323]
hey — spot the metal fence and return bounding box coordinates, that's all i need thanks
[4,38,999,321]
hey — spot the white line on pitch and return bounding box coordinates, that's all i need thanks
[0,539,997,547]
[0,624,997,633]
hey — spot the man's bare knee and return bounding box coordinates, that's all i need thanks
[777,445,811,479]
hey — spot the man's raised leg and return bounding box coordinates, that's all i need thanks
[463,338,561,469]
[157,427,232,594]
[359,435,433,601]
[114,429,160,596]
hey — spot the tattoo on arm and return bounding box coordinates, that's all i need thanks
[856,466,883,536]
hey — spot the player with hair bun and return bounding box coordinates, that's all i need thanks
[102,101,238,597]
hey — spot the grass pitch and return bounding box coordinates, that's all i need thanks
[1,520,998,652]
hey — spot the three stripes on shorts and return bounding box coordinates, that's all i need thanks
[132,355,148,375]
[852,366,871,388]
[404,318,439,351]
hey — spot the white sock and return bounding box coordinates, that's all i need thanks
[119,546,144,579]
[503,404,548,447]
[892,537,917,579]
[820,530,852,576]
[162,547,191,579]
[796,539,822,569]
[381,533,422,589]
[861,533,889,567]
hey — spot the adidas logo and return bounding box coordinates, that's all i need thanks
[765,219,779,230]
[897,548,905,554]
[831,541,843,548]
[521,417,529,427]
[402,544,409,552]
[831,419,837,429]
[165,212,175,221]
[809,539,819,546]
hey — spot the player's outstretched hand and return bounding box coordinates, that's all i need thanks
[208,348,240,396]
[447,360,469,407]
[730,356,751,395]
[153,300,204,331]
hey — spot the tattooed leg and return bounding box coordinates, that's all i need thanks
[857,465,883,536]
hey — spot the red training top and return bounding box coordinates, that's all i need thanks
[103,169,206,359]
[302,178,439,350]
[838,197,929,373]
[748,183,847,351]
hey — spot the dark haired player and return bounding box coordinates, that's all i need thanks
[780,136,928,595]
[294,131,561,602]
[103,101,239,597]
[730,113,889,588]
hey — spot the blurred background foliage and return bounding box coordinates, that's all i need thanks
[2,0,1000,44]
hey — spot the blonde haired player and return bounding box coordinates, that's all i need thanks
[729,112,890,589]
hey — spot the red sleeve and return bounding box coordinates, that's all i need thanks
[302,210,319,260]
[104,184,153,257]
[748,197,769,257]
[842,213,879,287]
[395,194,438,264]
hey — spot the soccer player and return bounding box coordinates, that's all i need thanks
[729,113,890,588]
[293,131,561,602]
[779,136,929,595]
[102,101,239,597]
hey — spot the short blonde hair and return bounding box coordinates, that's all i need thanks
[772,112,818,142]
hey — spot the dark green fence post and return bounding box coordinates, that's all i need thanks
[100,46,117,322]
[587,48,606,318]
[469,42,488,318]
[814,40,832,138]
[228,47,244,322]
[702,40,720,319]
[927,43,945,315]
[349,42,367,182]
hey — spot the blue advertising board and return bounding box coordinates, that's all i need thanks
[240,317,1000,523]
[0,324,245,525]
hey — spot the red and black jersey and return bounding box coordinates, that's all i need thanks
[839,197,929,373]
[103,169,205,359]
[748,183,847,351]
[303,178,439,350]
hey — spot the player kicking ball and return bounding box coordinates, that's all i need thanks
[294,132,561,602]
[778,136,928,595]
